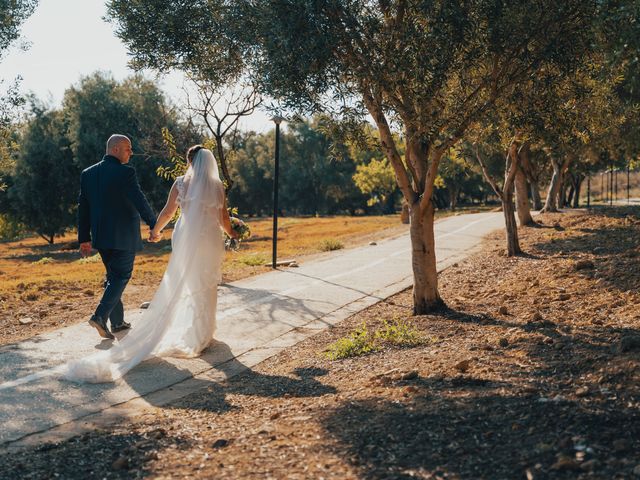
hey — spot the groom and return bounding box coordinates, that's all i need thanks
[78,134,158,339]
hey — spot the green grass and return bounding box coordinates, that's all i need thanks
[318,238,344,252]
[32,257,54,265]
[325,323,377,360]
[375,317,428,347]
[237,253,268,266]
[325,318,430,360]
[77,253,101,264]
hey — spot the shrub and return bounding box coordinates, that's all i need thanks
[77,253,101,264]
[238,253,268,266]
[32,257,54,265]
[0,215,27,241]
[325,323,377,360]
[375,317,428,347]
[325,318,431,360]
[318,238,344,252]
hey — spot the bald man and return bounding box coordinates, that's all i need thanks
[78,134,157,339]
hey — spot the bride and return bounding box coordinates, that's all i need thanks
[64,146,238,383]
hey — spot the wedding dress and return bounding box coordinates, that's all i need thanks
[63,149,225,383]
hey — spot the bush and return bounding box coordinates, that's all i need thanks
[32,257,54,265]
[325,323,377,360]
[318,238,344,252]
[77,253,101,264]
[375,317,427,347]
[0,215,27,241]
[325,318,431,360]
[238,253,268,266]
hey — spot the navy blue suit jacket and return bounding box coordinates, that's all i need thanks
[78,155,156,252]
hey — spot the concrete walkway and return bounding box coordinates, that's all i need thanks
[0,211,506,448]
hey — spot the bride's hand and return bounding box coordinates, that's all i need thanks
[149,230,162,243]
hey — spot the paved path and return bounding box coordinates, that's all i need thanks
[0,211,505,448]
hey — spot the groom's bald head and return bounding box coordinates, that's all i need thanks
[106,134,132,164]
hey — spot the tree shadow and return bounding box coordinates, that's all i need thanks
[126,340,337,415]
[322,387,639,479]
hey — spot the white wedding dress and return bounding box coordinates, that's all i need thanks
[63,149,225,383]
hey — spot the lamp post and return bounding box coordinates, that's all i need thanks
[271,116,284,269]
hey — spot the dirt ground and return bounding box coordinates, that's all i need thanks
[1,206,639,479]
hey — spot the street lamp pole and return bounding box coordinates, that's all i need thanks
[271,116,284,269]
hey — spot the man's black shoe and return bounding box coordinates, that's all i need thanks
[111,321,131,333]
[88,315,115,339]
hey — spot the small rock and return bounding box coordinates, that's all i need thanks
[454,359,471,373]
[403,386,419,395]
[551,456,581,471]
[140,301,151,309]
[498,338,509,347]
[580,459,599,471]
[633,464,640,476]
[531,312,543,322]
[591,319,604,325]
[112,456,129,470]
[575,386,589,397]
[212,438,230,449]
[269,412,281,420]
[18,317,33,325]
[83,289,94,296]
[575,260,595,270]
[400,370,419,380]
[554,342,565,351]
[612,439,630,452]
[498,305,508,315]
[618,336,640,353]
[369,241,377,246]
[288,261,299,268]
[149,428,166,439]
[558,293,570,301]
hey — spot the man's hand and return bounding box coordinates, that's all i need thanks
[80,241,93,257]
[148,230,162,243]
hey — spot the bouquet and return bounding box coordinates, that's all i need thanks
[225,216,251,250]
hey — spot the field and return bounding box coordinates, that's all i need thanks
[0,214,410,345]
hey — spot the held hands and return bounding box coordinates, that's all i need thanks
[79,241,93,257]
[148,229,162,243]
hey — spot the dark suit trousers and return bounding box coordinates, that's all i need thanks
[95,249,135,327]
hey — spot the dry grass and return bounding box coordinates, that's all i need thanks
[0,215,408,344]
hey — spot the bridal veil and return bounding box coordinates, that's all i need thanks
[64,149,225,383]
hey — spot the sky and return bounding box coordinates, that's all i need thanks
[0,0,270,131]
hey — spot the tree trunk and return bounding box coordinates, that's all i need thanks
[215,136,234,190]
[409,201,445,315]
[572,174,583,208]
[400,200,410,224]
[449,188,458,210]
[503,190,521,256]
[39,233,54,244]
[542,158,563,212]
[530,181,542,210]
[515,165,534,226]
[559,180,568,208]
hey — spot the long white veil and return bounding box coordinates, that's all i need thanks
[64,149,225,383]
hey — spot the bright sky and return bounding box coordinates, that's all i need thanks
[0,0,270,131]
